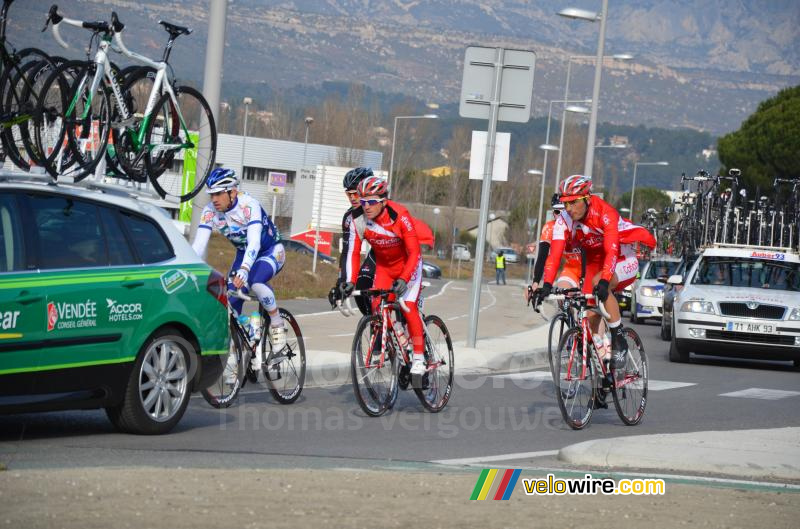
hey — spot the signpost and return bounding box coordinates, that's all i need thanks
[268,170,287,219]
[459,46,536,347]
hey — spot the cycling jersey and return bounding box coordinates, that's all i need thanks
[533,213,582,284]
[543,196,655,286]
[347,200,424,354]
[339,206,376,315]
[193,192,281,273]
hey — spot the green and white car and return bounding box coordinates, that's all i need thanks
[0,176,229,434]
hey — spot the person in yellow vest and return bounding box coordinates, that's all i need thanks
[495,250,506,285]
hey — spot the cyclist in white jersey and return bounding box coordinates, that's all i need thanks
[191,169,287,368]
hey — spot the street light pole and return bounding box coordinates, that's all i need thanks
[584,0,609,177]
[302,116,314,168]
[433,207,441,253]
[239,97,252,177]
[630,161,669,217]
[388,114,438,191]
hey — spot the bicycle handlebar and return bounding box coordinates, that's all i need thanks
[44,4,111,49]
[336,289,410,318]
[546,290,612,320]
[227,289,254,302]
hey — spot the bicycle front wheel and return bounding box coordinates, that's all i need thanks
[201,319,247,408]
[144,85,217,202]
[548,313,568,382]
[611,327,648,425]
[554,328,596,430]
[414,314,454,412]
[351,315,398,417]
[262,308,306,404]
[62,66,112,181]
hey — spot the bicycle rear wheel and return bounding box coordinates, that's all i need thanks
[351,315,398,417]
[262,308,306,404]
[610,327,648,425]
[144,85,216,201]
[414,315,454,412]
[201,319,247,408]
[554,328,596,430]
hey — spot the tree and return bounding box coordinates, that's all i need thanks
[718,85,800,193]
[615,187,671,223]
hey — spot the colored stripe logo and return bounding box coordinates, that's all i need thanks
[470,468,522,500]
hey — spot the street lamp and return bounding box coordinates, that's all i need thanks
[558,0,610,178]
[388,114,438,191]
[302,116,314,168]
[630,161,669,217]
[554,52,633,187]
[240,97,252,177]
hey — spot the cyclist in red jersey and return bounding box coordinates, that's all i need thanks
[340,176,427,377]
[528,194,583,297]
[534,175,656,369]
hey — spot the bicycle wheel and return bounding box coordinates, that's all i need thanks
[610,327,648,426]
[351,314,398,417]
[110,66,158,181]
[144,84,216,201]
[0,59,48,169]
[33,60,84,177]
[201,318,247,408]
[414,314,454,412]
[548,313,568,382]
[61,65,112,181]
[554,328,596,430]
[261,308,306,404]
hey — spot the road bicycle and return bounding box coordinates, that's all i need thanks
[38,7,216,201]
[336,286,454,417]
[528,284,580,383]
[547,288,648,430]
[201,289,306,408]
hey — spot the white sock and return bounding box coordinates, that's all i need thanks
[269,313,283,327]
[413,353,424,362]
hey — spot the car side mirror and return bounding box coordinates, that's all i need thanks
[667,274,683,285]
[656,275,669,284]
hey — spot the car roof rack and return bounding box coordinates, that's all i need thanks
[711,242,798,254]
[0,169,180,209]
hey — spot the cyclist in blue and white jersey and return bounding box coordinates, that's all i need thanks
[191,168,287,361]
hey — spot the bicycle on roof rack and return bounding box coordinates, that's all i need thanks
[36,5,216,202]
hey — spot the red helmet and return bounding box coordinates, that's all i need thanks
[357,175,389,198]
[558,175,592,202]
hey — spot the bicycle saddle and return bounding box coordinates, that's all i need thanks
[159,20,192,38]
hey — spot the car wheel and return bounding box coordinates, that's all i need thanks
[660,312,671,341]
[106,327,194,434]
[629,295,640,324]
[668,316,689,363]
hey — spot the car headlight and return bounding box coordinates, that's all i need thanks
[789,308,800,321]
[680,300,715,314]
[640,287,663,297]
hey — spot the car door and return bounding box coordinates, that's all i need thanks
[0,191,45,398]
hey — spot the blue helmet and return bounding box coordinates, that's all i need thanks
[343,167,373,190]
[205,168,238,193]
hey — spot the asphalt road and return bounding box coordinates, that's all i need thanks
[2,280,798,478]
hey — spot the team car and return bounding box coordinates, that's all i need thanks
[0,175,229,434]
[668,244,800,365]
[630,256,681,323]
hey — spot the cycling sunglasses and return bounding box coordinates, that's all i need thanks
[345,190,359,197]
[359,198,385,206]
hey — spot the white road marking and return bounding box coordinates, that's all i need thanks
[719,388,800,400]
[432,450,559,465]
[492,371,552,381]
[647,380,697,391]
[492,372,697,391]
[329,332,354,337]
[451,286,467,291]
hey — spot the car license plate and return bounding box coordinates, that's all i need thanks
[725,321,776,334]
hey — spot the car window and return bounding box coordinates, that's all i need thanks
[98,207,136,266]
[120,211,174,264]
[27,194,107,270]
[645,260,679,279]
[0,193,24,272]
[692,257,800,292]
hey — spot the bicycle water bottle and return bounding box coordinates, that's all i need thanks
[250,311,262,342]
[393,321,410,351]
[237,314,253,341]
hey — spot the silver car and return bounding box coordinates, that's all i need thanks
[669,245,800,366]
[630,257,681,323]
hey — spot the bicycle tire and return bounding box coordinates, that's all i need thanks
[263,308,306,404]
[0,53,55,169]
[547,313,568,381]
[60,64,112,182]
[33,59,84,177]
[144,84,216,202]
[201,318,247,408]
[109,66,157,182]
[414,314,454,412]
[554,327,596,430]
[611,327,648,425]
[351,314,398,417]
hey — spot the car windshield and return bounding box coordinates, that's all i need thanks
[645,260,680,279]
[692,257,800,291]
